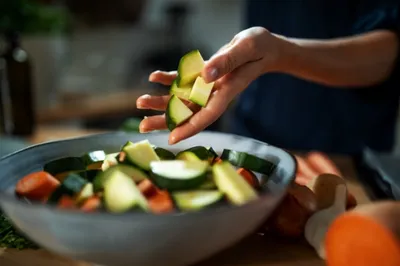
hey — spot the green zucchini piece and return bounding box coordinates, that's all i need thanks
[198,177,217,189]
[81,150,106,167]
[47,173,88,204]
[220,149,276,176]
[175,151,202,162]
[122,140,160,171]
[172,190,223,211]
[170,79,191,100]
[207,147,218,162]
[188,76,214,107]
[176,50,205,87]
[149,160,209,191]
[166,95,193,131]
[93,164,149,192]
[101,152,120,171]
[177,146,218,163]
[103,170,148,213]
[212,161,258,205]
[43,157,86,176]
[76,183,94,204]
[153,147,175,160]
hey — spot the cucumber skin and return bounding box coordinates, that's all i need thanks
[177,50,205,87]
[149,172,208,192]
[172,190,224,211]
[81,150,106,166]
[220,150,276,176]
[47,173,88,204]
[43,157,86,176]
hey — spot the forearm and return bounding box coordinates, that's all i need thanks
[277,30,399,88]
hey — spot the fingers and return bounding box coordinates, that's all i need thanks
[169,89,230,144]
[139,114,167,133]
[149,71,177,86]
[136,95,171,111]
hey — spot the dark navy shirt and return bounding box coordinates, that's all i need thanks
[231,0,400,155]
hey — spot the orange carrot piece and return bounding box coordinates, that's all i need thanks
[81,196,102,212]
[148,190,174,214]
[138,179,157,198]
[294,155,319,180]
[58,195,77,209]
[306,151,342,177]
[213,157,223,165]
[87,161,103,170]
[15,171,60,201]
[325,213,400,266]
[237,168,259,188]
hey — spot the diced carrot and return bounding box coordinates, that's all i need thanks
[87,161,103,170]
[294,155,319,181]
[15,171,60,201]
[306,151,342,177]
[325,213,400,266]
[138,179,157,197]
[81,196,102,212]
[54,171,72,182]
[58,195,77,209]
[213,157,223,165]
[237,168,259,188]
[118,152,126,163]
[148,190,174,214]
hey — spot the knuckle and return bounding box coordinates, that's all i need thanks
[224,53,237,73]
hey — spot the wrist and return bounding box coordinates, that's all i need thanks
[271,34,303,73]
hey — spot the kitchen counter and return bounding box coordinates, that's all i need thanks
[0,126,371,266]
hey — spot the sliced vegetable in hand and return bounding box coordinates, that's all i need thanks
[166,95,194,131]
[188,76,214,107]
[176,50,205,87]
[150,160,209,191]
[170,79,191,100]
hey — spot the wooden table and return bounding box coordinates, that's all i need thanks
[0,127,371,266]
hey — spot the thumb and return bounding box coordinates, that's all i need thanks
[202,43,250,83]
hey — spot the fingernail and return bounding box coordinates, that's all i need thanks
[169,135,177,145]
[206,68,218,82]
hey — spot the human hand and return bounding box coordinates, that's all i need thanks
[137,27,291,144]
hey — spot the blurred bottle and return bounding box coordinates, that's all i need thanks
[0,31,35,136]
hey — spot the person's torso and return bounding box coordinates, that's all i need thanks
[231,0,400,155]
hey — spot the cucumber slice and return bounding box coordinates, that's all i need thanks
[150,160,209,191]
[166,95,194,131]
[81,150,106,167]
[93,164,149,192]
[176,146,217,162]
[172,190,223,211]
[177,50,205,87]
[198,177,217,189]
[153,147,175,160]
[48,173,88,204]
[101,152,120,171]
[212,162,258,205]
[76,183,94,204]
[220,149,276,176]
[103,171,148,213]
[176,151,202,162]
[170,79,191,100]
[43,157,86,176]
[189,76,214,107]
[122,140,160,171]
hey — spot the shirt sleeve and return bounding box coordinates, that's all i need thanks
[351,0,400,97]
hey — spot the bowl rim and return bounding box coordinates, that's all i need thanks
[0,131,297,221]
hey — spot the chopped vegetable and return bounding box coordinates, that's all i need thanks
[212,162,259,205]
[153,146,176,160]
[47,173,88,204]
[149,160,209,191]
[172,190,223,211]
[220,149,276,176]
[148,190,174,214]
[188,76,214,107]
[170,79,191,100]
[166,95,194,131]
[122,140,160,171]
[57,195,77,210]
[176,50,205,87]
[15,171,60,201]
[237,168,259,188]
[80,196,102,212]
